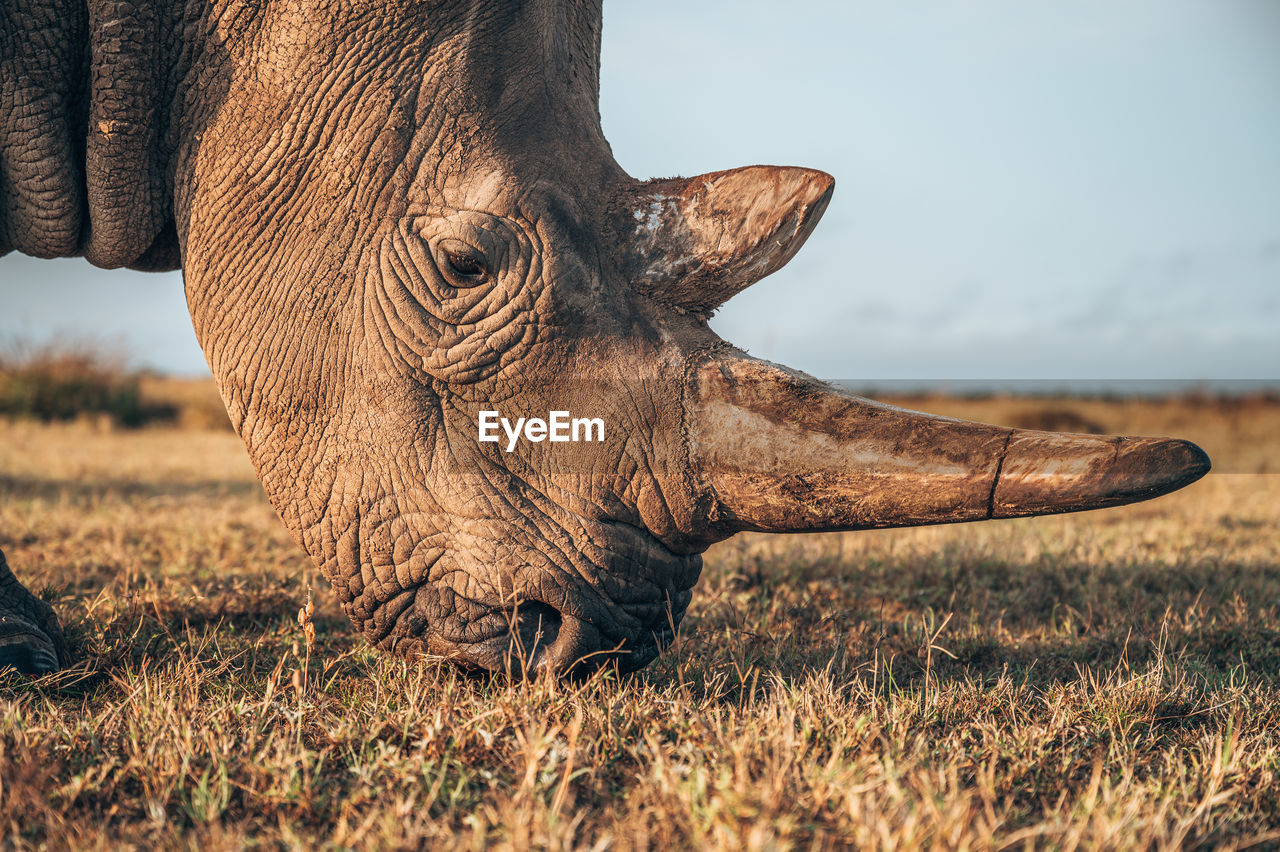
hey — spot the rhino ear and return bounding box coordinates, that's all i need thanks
[622,166,834,316]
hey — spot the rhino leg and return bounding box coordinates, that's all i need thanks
[0,547,66,674]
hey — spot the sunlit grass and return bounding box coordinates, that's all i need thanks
[0,394,1277,849]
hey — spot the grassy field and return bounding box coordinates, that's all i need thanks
[0,388,1277,849]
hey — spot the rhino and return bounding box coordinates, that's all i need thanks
[0,0,1209,676]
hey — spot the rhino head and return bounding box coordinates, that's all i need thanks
[174,0,1208,674]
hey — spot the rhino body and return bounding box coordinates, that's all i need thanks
[0,0,1209,675]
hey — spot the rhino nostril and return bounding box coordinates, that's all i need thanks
[513,601,562,651]
[489,599,669,675]
[508,601,605,674]
[541,615,606,675]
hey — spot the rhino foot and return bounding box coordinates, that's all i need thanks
[0,549,67,675]
[0,624,62,674]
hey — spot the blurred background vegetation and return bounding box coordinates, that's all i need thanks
[0,336,229,431]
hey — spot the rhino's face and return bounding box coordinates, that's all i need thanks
[351,169,719,672]
[179,0,1208,674]
[342,145,848,670]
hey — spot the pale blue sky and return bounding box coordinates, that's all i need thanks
[2,0,1277,380]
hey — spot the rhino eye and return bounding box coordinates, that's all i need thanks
[436,239,489,287]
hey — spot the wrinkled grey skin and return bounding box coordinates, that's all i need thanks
[0,0,1209,676]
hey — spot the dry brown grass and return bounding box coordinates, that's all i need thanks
[0,392,1277,849]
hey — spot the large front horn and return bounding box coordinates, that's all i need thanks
[626,164,1210,530]
[622,165,833,316]
[687,356,1211,534]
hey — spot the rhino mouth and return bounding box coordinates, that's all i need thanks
[440,518,700,676]
[440,583,694,676]
[452,591,689,676]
